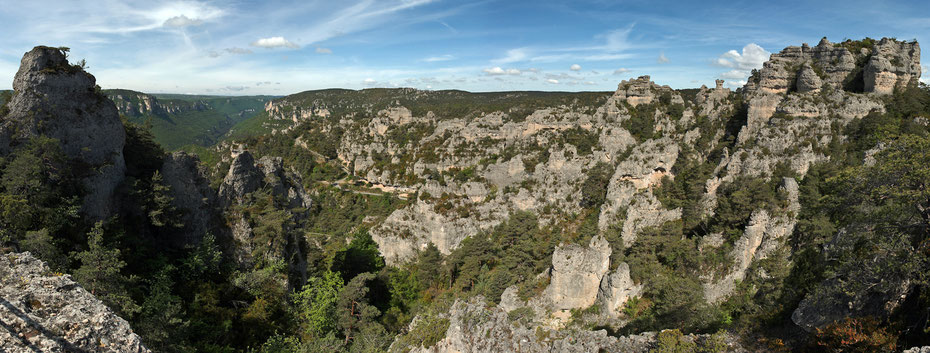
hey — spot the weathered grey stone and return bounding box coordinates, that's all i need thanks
[399,297,747,353]
[704,178,799,303]
[864,38,921,94]
[160,151,217,246]
[597,262,642,318]
[0,252,150,353]
[542,236,611,311]
[218,151,263,206]
[796,63,823,93]
[0,46,126,220]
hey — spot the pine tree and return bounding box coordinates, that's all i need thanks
[73,221,139,316]
[146,171,184,228]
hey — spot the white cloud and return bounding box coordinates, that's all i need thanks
[163,15,203,28]
[547,79,559,84]
[570,64,581,71]
[613,68,631,75]
[424,54,454,62]
[364,78,377,84]
[483,67,521,75]
[251,37,299,49]
[657,52,669,64]
[716,43,769,70]
[715,43,770,85]
[315,47,333,54]
[584,81,595,85]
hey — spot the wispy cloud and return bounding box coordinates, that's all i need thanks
[570,64,581,71]
[657,52,669,64]
[163,15,202,28]
[492,48,529,64]
[491,26,637,65]
[613,68,632,75]
[424,54,455,62]
[315,47,333,54]
[226,47,253,55]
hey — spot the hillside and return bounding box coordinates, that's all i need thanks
[105,89,272,150]
[1,38,929,353]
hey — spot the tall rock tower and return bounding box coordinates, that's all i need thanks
[0,46,126,219]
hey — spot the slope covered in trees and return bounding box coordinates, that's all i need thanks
[1,39,929,353]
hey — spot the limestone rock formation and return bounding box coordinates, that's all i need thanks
[796,63,823,93]
[107,90,208,118]
[0,252,150,353]
[0,46,126,219]
[400,297,746,353]
[597,262,643,318]
[704,178,800,303]
[217,150,311,284]
[160,151,218,246]
[541,236,611,311]
[904,347,930,353]
[218,151,264,206]
[743,37,919,96]
[864,38,922,94]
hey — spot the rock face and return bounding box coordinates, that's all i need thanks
[400,297,746,353]
[704,178,800,303]
[160,151,218,246]
[107,90,208,118]
[0,46,126,219]
[597,262,643,318]
[217,150,312,284]
[795,63,823,93]
[218,151,264,206]
[0,252,150,353]
[542,236,611,311]
[744,37,919,96]
[864,38,922,94]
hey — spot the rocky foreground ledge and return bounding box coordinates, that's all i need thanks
[0,252,150,353]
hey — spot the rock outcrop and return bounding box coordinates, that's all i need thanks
[399,297,746,353]
[795,63,823,93]
[0,252,150,353]
[541,236,611,312]
[160,151,218,246]
[704,178,800,303]
[218,151,264,206]
[597,262,643,318]
[864,38,922,94]
[0,46,126,219]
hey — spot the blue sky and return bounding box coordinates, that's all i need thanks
[0,0,927,95]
